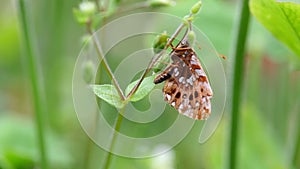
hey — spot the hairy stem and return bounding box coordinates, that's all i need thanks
[87,24,125,100]
[17,0,48,168]
[228,0,250,169]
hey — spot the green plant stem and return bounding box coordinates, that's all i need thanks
[17,0,48,169]
[293,108,300,168]
[293,77,300,168]
[126,16,190,99]
[228,0,250,169]
[87,8,194,169]
[87,24,126,100]
[101,106,126,169]
[98,17,189,169]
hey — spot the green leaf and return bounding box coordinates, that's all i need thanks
[125,75,156,102]
[4,150,35,169]
[0,115,72,168]
[91,84,124,109]
[250,0,300,57]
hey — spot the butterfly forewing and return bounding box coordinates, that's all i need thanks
[154,42,213,120]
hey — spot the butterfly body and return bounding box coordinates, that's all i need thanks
[154,41,212,120]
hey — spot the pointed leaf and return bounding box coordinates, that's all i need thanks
[125,75,156,102]
[250,0,300,57]
[91,84,124,109]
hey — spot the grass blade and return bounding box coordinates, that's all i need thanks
[228,0,251,169]
[17,0,48,168]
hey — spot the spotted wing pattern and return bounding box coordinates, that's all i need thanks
[154,41,213,120]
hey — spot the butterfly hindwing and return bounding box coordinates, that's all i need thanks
[154,42,213,120]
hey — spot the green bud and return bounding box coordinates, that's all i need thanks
[73,2,96,24]
[188,31,196,47]
[190,1,202,15]
[79,2,96,15]
[182,15,189,26]
[149,0,176,8]
[153,31,169,53]
[83,61,95,84]
[182,15,195,26]
[188,15,195,22]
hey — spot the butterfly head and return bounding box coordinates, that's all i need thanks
[178,39,190,48]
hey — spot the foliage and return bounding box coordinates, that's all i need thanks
[250,0,300,57]
[125,75,156,102]
[0,115,71,169]
[92,84,125,109]
[91,75,155,108]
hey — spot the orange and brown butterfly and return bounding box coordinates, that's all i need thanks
[154,38,213,120]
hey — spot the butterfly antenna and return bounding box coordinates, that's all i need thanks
[195,41,227,60]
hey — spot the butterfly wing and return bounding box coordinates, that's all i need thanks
[154,48,213,120]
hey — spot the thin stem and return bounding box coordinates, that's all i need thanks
[126,19,188,99]
[99,14,190,169]
[86,8,193,169]
[17,0,48,168]
[228,0,250,169]
[86,24,126,100]
[126,13,196,99]
[101,106,127,169]
[293,104,300,168]
[292,76,300,168]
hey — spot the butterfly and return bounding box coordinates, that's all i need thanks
[153,39,213,120]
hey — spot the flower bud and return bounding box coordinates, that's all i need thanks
[83,61,95,84]
[153,31,169,53]
[188,31,196,47]
[73,2,96,24]
[190,1,202,15]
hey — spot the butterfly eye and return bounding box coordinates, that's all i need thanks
[180,40,190,47]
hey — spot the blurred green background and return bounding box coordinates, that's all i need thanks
[1,0,300,169]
